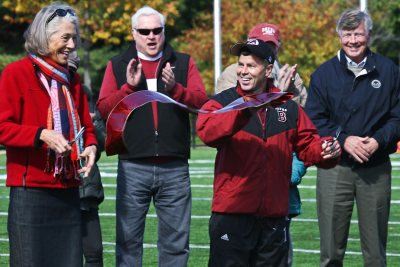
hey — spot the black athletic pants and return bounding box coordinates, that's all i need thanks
[208,213,289,267]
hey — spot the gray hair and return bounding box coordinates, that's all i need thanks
[131,6,165,30]
[24,3,80,56]
[336,9,373,35]
[68,50,80,70]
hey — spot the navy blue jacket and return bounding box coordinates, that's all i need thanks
[305,49,400,167]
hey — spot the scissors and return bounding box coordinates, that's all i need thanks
[69,126,85,146]
[324,126,341,146]
[333,126,341,141]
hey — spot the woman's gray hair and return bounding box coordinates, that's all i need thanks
[24,3,80,56]
[131,6,165,30]
[336,9,373,35]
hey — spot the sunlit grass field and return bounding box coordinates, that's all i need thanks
[0,148,399,266]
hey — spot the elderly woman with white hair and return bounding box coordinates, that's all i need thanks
[0,3,97,266]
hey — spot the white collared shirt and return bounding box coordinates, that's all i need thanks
[345,55,367,68]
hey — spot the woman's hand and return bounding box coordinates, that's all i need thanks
[40,129,71,154]
[78,145,97,177]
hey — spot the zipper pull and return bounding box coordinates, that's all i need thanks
[155,130,159,142]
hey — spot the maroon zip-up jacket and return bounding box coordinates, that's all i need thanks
[197,85,337,217]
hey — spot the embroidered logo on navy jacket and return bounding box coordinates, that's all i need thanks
[371,79,381,89]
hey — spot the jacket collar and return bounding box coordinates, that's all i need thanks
[337,48,376,74]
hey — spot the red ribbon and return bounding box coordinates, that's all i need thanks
[105,90,293,155]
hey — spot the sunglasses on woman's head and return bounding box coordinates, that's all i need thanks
[46,9,76,25]
[135,27,164,36]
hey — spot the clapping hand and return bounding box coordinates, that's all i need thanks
[277,64,297,92]
[162,62,176,92]
[126,58,142,87]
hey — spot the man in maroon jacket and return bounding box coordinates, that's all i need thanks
[197,39,341,267]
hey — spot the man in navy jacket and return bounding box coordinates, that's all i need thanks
[305,9,400,267]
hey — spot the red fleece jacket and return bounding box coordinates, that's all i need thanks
[0,57,97,188]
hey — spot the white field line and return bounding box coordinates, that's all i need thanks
[1,159,400,258]
[1,212,399,226]
[1,194,400,205]
[7,182,400,191]
[1,234,400,256]
[0,155,400,171]
[0,238,400,257]
[4,170,400,180]
[2,174,400,181]
[26,159,400,172]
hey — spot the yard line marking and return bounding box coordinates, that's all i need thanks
[3,195,400,205]
[108,183,400,190]
[4,173,400,180]
[2,195,400,204]
[303,175,400,179]
[96,159,215,167]
[8,212,400,226]
[97,213,211,219]
[102,242,210,249]
[292,218,400,225]
[297,185,400,190]
[286,249,400,256]
[2,247,399,257]
[5,175,400,183]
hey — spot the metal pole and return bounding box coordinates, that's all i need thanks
[360,0,367,11]
[213,0,222,93]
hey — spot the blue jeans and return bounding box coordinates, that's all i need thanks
[8,187,82,267]
[116,159,191,267]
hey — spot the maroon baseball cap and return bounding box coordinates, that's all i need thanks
[247,23,280,47]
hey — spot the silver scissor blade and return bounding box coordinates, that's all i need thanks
[334,126,342,141]
[69,126,85,145]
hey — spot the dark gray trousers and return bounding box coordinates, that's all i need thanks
[317,161,391,267]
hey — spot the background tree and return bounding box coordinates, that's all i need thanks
[1,0,399,96]
[176,0,342,94]
[177,0,399,94]
[0,0,181,94]
[367,0,400,65]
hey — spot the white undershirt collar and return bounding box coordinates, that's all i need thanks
[137,51,163,61]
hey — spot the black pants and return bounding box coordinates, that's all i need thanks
[208,213,289,267]
[81,209,103,267]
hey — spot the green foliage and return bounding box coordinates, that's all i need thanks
[76,45,127,95]
[367,0,400,64]
[0,53,24,73]
[1,150,400,266]
[176,0,400,94]
[0,0,399,94]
